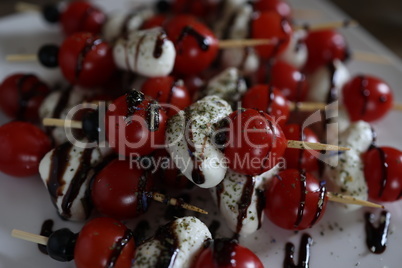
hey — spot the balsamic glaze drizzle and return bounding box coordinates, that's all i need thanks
[284,233,313,268]
[184,109,206,185]
[309,181,327,227]
[75,38,103,80]
[235,176,256,235]
[46,142,94,219]
[153,32,167,58]
[294,171,307,228]
[358,75,370,116]
[16,74,47,120]
[364,211,391,254]
[106,229,134,268]
[211,238,238,267]
[176,26,210,54]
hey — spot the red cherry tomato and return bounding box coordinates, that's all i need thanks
[92,159,154,219]
[216,109,287,175]
[141,14,167,30]
[303,29,349,73]
[253,0,292,19]
[242,85,290,127]
[282,124,319,172]
[270,60,308,101]
[251,11,292,60]
[265,169,328,230]
[342,75,393,122]
[74,217,135,268]
[172,0,217,17]
[60,1,106,36]
[165,15,219,75]
[58,32,116,88]
[363,146,402,202]
[152,149,192,189]
[141,76,192,117]
[192,239,264,268]
[0,121,51,177]
[0,74,50,122]
[105,90,167,157]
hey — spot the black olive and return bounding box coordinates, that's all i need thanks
[42,4,60,23]
[38,44,59,68]
[47,228,77,262]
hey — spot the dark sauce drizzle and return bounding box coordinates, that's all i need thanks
[46,142,94,219]
[208,220,221,239]
[294,171,307,228]
[153,32,167,58]
[176,26,210,54]
[364,211,391,254]
[309,181,327,227]
[255,188,266,229]
[51,86,73,119]
[235,175,256,237]
[210,238,238,267]
[16,74,47,120]
[75,38,103,81]
[38,219,54,254]
[368,145,389,198]
[358,75,370,116]
[184,109,206,185]
[284,233,313,268]
[105,229,134,268]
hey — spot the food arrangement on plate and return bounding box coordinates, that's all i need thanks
[1,0,402,267]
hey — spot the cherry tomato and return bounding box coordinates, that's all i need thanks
[60,1,106,36]
[242,84,290,127]
[265,169,328,230]
[152,149,192,189]
[58,32,116,88]
[363,146,402,202]
[270,60,308,101]
[253,0,292,19]
[215,109,287,175]
[105,90,167,157]
[92,159,154,219]
[303,29,349,73]
[282,124,319,172]
[251,11,292,60]
[141,14,167,30]
[165,15,219,75]
[74,217,135,268]
[0,73,50,122]
[141,76,192,117]
[0,121,52,177]
[342,75,393,122]
[192,238,264,268]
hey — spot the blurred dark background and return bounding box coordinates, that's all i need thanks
[1,0,402,57]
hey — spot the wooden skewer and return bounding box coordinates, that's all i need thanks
[288,101,402,112]
[43,118,82,129]
[327,192,384,209]
[149,192,208,214]
[218,39,274,49]
[43,118,350,152]
[287,140,349,151]
[15,2,41,13]
[6,54,38,62]
[353,51,393,65]
[12,229,48,245]
[294,20,358,31]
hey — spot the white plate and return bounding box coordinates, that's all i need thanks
[1,0,402,267]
